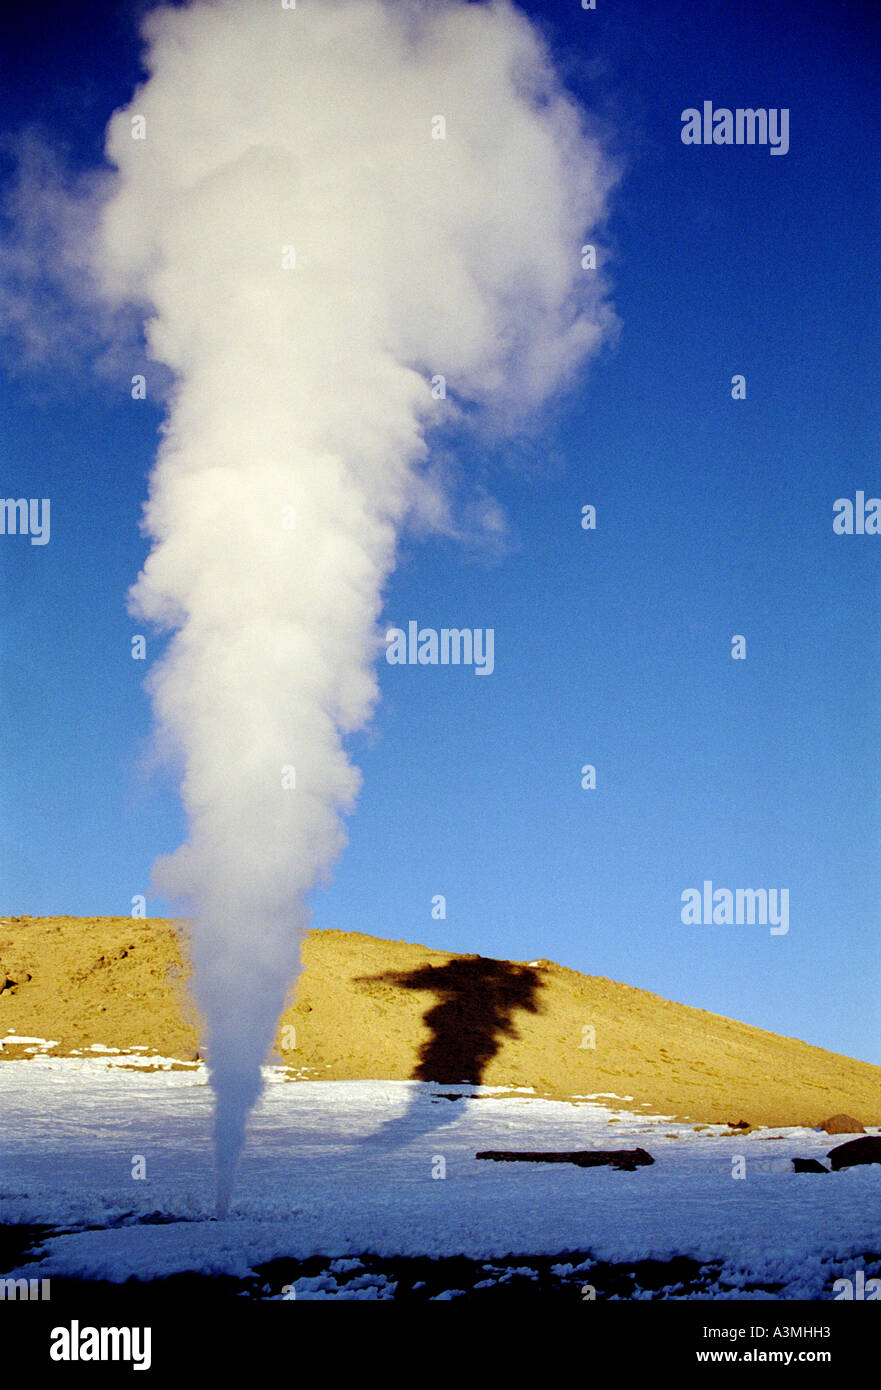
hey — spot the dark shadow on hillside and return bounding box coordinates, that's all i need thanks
[354,957,544,1153]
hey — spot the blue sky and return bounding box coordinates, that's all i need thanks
[1,0,880,1063]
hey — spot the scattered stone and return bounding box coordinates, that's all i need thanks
[792,1158,829,1174]
[827,1136,881,1170]
[0,971,31,995]
[475,1148,654,1171]
[727,1119,751,1130]
[818,1113,865,1135]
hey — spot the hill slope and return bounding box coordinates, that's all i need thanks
[1,915,878,1127]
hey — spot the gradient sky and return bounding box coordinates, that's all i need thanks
[1,0,879,1064]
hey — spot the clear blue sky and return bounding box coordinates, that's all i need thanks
[1,0,879,1063]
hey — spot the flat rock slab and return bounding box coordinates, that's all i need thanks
[827,1136,881,1170]
[475,1148,654,1171]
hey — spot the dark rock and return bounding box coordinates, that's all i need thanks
[818,1113,865,1135]
[827,1136,881,1170]
[727,1120,751,1130]
[792,1158,829,1173]
[475,1148,654,1171]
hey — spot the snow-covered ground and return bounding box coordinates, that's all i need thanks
[1,1048,879,1299]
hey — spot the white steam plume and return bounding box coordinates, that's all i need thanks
[95,0,618,1215]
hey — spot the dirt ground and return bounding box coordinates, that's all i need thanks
[1,915,879,1127]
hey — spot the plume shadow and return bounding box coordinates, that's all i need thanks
[354,956,544,1153]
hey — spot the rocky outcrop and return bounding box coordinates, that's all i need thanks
[827,1136,881,1170]
[818,1113,865,1135]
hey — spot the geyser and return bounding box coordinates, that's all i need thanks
[92,0,618,1213]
